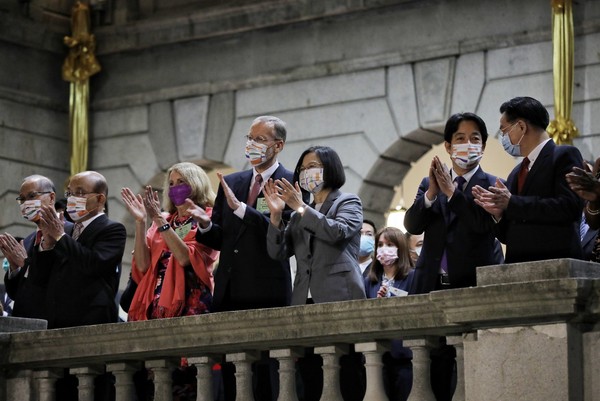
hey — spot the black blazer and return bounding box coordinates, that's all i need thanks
[38,214,126,329]
[196,164,296,311]
[4,222,73,320]
[404,167,504,294]
[496,140,584,263]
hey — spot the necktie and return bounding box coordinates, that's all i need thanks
[454,176,467,193]
[517,157,530,194]
[34,230,42,247]
[72,223,84,241]
[580,215,589,241]
[440,176,467,274]
[247,174,263,207]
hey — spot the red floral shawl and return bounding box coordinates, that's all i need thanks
[128,208,219,321]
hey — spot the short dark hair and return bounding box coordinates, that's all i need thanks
[443,112,488,144]
[294,146,346,191]
[499,96,549,131]
[363,219,377,233]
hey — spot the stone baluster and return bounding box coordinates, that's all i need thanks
[227,351,260,401]
[355,341,390,400]
[146,359,177,401]
[70,366,104,401]
[314,344,347,401]
[188,356,218,401]
[106,362,140,401]
[270,347,303,401]
[33,369,61,401]
[447,335,466,401]
[404,337,437,401]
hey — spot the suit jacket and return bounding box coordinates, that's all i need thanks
[196,164,295,311]
[37,214,126,329]
[496,140,584,263]
[4,222,73,320]
[267,189,366,305]
[404,166,504,294]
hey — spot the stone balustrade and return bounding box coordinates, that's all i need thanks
[2,259,600,401]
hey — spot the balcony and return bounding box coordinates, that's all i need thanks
[2,258,600,401]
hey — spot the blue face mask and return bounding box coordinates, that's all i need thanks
[500,123,524,157]
[2,258,9,272]
[359,235,375,257]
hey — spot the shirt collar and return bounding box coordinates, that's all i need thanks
[253,161,280,184]
[524,138,551,169]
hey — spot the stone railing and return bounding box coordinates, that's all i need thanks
[2,259,600,401]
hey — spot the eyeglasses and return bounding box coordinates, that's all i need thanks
[64,190,97,198]
[497,121,519,137]
[244,135,281,145]
[298,163,323,173]
[16,192,52,204]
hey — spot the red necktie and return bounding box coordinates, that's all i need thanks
[247,174,263,206]
[517,157,530,194]
[34,230,42,247]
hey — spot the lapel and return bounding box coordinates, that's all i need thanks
[77,214,107,243]
[521,140,554,195]
[319,189,341,216]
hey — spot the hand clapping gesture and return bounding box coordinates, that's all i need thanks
[121,187,146,222]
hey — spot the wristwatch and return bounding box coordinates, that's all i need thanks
[297,205,306,215]
[158,223,171,232]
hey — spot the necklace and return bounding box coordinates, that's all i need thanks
[172,214,194,238]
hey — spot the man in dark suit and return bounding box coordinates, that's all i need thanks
[191,116,299,401]
[358,219,376,278]
[37,170,126,328]
[405,112,504,295]
[1,175,72,321]
[404,112,504,401]
[473,96,584,263]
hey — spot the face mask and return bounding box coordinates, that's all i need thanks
[501,125,524,157]
[2,258,9,272]
[376,246,398,266]
[245,140,271,167]
[451,143,483,169]
[359,235,375,257]
[169,183,192,206]
[20,200,42,222]
[66,196,90,222]
[414,246,422,257]
[299,168,325,194]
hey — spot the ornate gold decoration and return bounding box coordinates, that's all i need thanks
[62,1,101,175]
[547,0,579,144]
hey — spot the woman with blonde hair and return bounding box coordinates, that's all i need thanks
[122,162,219,321]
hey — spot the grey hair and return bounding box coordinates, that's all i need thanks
[253,116,287,142]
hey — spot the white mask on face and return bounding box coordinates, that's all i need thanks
[20,200,42,222]
[299,167,325,194]
[451,143,483,169]
[66,196,90,222]
[245,140,270,167]
[376,245,398,266]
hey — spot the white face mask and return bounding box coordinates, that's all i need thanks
[376,245,398,266]
[20,200,42,222]
[245,140,270,167]
[299,168,325,194]
[451,143,483,170]
[66,196,90,222]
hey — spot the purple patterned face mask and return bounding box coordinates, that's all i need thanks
[168,183,192,206]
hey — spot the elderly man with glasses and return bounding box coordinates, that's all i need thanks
[1,175,71,321]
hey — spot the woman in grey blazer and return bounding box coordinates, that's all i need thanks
[264,145,366,305]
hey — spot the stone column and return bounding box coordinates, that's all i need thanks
[314,344,348,401]
[270,347,303,401]
[447,335,465,401]
[146,359,177,401]
[106,362,139,401]
[33,369,61,401]
[404,337,437,401]
[70,366,104,401]
[188,356,218,401]
[355,341,389,400]
[227,351,260,401]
